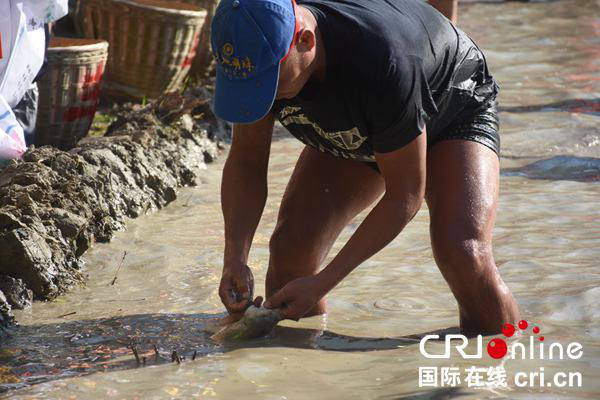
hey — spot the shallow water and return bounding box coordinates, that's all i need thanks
[3,0,600,398]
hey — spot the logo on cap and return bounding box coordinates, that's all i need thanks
[223,43,234,57]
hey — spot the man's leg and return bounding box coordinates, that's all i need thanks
[267,146,385,316]
[425,140,519,334]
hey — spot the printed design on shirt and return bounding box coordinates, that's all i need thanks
[279,106,367,151]
[279,105,301,119]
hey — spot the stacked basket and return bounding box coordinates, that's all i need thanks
[78,0,207,100]
[180,0,218,77]
[35,37,109,150]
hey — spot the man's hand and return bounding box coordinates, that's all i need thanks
[219,262,256,317]
[263,275,326,321]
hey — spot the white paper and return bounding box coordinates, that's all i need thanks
[0,2,46,108]
[0,0,69,107]
[23,0,69,29]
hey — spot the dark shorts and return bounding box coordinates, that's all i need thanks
[366,99,500,173]
[430,99,500,156]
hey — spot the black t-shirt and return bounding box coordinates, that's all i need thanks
[271,0,498,162]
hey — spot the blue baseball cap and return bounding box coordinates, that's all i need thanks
[211,0,298,123]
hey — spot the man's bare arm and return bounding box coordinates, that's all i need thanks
[317,131,427,290]
[219,114,275,314]
[265,131,427,319]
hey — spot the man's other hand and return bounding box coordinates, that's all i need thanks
[263,275,324,321]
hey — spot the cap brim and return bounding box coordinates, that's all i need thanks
[214,63,280,124]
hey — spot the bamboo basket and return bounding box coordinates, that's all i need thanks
[78,0,207,100]
[35,37,109,150]
[180,0,218,77]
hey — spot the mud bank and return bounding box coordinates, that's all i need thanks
[0,92,224,336]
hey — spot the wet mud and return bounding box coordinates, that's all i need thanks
[0,91,226,336]
[0,310,443,392]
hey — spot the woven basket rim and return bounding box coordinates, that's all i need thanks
[49,37,109,53]
[111,0,208,17]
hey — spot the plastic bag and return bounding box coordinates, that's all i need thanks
[0,1,68,107]
[23,0,69,29]
[0,94,26,166]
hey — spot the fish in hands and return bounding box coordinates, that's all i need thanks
[210,305,282,342]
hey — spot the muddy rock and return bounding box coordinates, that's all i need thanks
[0,290,13,337]
[0,276,33,310]
[0,92,221,335]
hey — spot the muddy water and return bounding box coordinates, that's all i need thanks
[3,0,600,398]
